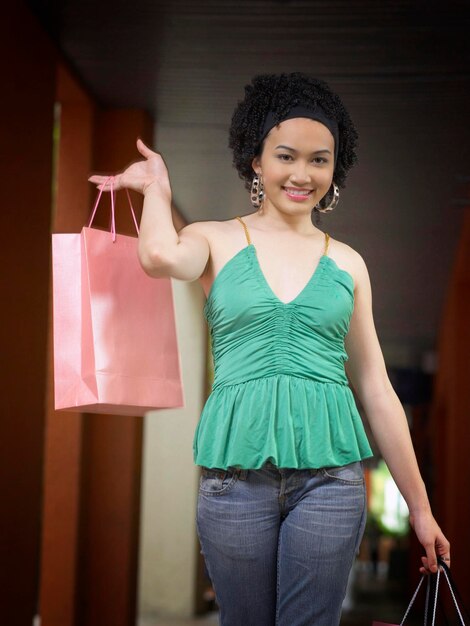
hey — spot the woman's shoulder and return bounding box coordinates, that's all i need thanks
[328,234,361,261]
[327,235,370,291]
[182,217,250,297]
[179,216,241,238]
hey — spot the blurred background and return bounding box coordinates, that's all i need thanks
[1,1,469,625]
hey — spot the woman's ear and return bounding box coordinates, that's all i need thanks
[251,156,261,175]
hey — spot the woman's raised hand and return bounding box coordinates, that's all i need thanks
[88,139,172,199]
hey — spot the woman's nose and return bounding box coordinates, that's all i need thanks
[290,162,311,184]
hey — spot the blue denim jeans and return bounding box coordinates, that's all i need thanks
[196,460,367,626]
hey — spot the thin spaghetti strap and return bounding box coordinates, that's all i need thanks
[235,216,252,246]
[324,232,330,256]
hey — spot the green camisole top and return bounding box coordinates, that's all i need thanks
[193,216,373,470]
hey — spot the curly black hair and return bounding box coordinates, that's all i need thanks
[228,72,359,223]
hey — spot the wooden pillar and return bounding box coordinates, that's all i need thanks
[40,65,154,625]
[3,7,162,625]
[74,109,153,626]
[0,4,56,625]
[39,61,95,626]
[429,205,470,608]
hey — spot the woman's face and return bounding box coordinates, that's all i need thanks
[251,117,335,215]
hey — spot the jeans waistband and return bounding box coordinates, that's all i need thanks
[201,462,323,481]
[203,462,320,480]
[262,461,319,476]
[201,466,249,480]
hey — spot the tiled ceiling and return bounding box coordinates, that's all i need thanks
[30,0,470,121]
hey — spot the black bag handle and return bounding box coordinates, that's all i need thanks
[435,558,469,625]
[399,557,467,626]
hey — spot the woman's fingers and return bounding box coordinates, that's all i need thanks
[436,533,451,568]
[437,553,451,568]
[420,552,451,576]
[88,174,124,191]
[424,543,438,573]
[420,556,431,575]
[88,175,115,184]
[88,175,106,184]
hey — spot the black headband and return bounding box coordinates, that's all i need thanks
[258,104,339,164]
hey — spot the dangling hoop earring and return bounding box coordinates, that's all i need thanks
[315,182,339,213]
[250,173,265,209]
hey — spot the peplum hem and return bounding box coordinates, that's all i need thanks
[193,373,374,470]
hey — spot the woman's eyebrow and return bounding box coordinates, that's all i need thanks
[274,144,332,154]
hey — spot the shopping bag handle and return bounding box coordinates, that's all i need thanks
[88,176,140,242]
[398,572,430,626]
[438,559,468,626]
[399,557,466,626]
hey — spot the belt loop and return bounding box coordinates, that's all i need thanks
[238,468,248,480]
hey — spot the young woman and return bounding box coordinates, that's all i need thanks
[89,72,450,626]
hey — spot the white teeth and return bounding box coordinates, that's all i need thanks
[285,189,310,195]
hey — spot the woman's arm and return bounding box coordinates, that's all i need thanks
[88,139,210,281]
[344,250,451,574]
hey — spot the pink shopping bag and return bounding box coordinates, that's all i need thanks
[52,179,184,415]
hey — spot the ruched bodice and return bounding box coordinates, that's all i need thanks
[193,216,373,470]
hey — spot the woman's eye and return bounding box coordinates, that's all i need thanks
[277,154,328,164]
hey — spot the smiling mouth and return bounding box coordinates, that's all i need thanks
[282,187,313,197]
